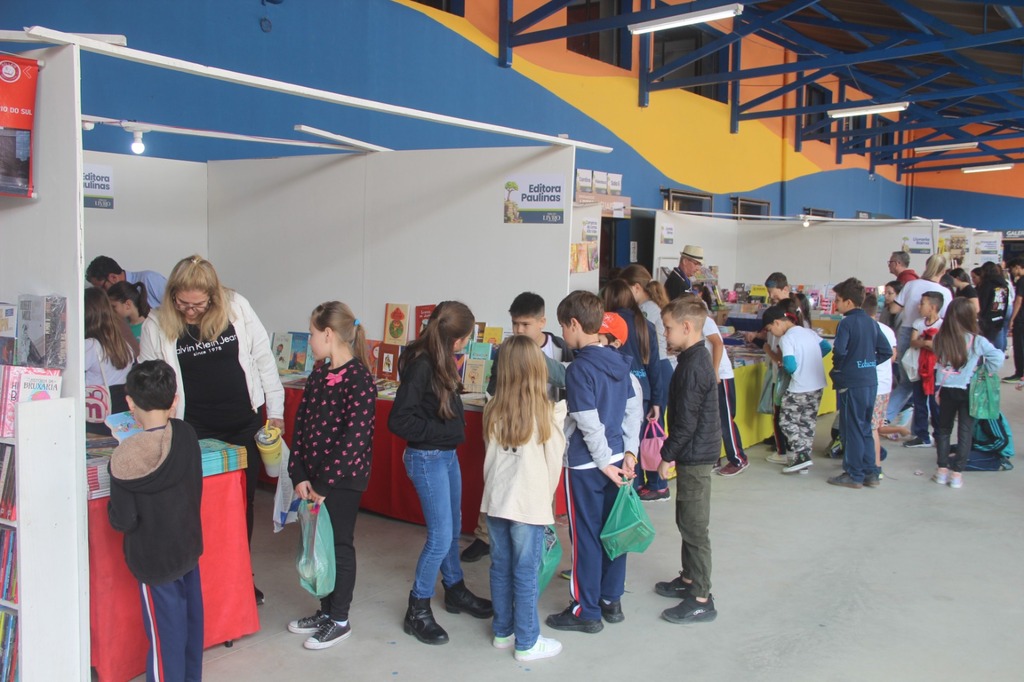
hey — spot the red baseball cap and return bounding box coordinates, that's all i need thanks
[600,312,628,346]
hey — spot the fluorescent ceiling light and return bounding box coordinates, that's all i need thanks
[961,163,1014,174]
[828,101,909,119]
[913,141,979,153]
[628,3,743,34]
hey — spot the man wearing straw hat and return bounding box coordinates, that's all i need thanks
[666,245,704,301]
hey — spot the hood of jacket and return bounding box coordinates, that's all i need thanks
[110,420,190,492]
[574,343,632,380]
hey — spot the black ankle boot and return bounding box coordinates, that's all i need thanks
[404,593,449,645]
[443,580,493,619]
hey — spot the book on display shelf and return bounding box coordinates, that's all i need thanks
[467,342,493,360]
[0,305,14,366]
[0,610,18,682]
[383,303,410,346]
[377,344,402,382]
[365,340,382,377]
[0,445,13,521]
[15,294,67,369]
[271,332,293,372]
[414,305,435,339]
[288,332,310,372]
[0,365,62,438]
[482,327,503,346]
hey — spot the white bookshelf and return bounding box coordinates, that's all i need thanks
[0,42,89,680]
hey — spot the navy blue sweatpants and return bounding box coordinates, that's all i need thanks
[839,385,879,483]
[564,467,627,621]
[139,565,204,682]
[719,378,747,466]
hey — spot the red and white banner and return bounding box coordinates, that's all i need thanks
[0,56,40,198]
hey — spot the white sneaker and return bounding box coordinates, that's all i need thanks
[932,468,949,485]
[514,635,563,661]
[493,634,514,649]
[765,453,792,465]
[949,473,963,489]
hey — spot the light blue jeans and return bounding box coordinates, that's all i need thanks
[403,448,464,598]
[487,516,543,651]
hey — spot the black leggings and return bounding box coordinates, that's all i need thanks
[319,487,363,621]
[935,387,973,473]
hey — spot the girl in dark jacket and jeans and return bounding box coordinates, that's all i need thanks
[388,301,492,645]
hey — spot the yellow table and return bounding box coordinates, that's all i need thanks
[731,354,837,449]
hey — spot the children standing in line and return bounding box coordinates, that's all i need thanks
[762,304,832,475]
[480,335,567,662]
[108,360,204,682]
[547,291,642,634]
[655,298,721,623]
[603,280,664,500]
[828,278,893,489]
[862,295,897,471]
[905,292,944,448]
[389,301,493,646]
[107,280,151,342]
[932,298,1004,488]
[287,302,376,650]
[620,264,673,423]
[466,292,569,563]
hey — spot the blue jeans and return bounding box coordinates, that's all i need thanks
[886,326,915,422]
[487,516,543,651]
[403,448,464,598]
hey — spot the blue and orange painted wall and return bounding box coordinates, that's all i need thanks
[4,0,1022,231]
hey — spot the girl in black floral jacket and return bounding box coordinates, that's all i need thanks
[287,301,376,650]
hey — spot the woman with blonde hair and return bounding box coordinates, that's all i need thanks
[140,255,283,605]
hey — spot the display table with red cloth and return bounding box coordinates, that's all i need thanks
[283,387,567,535]
[89,470,260,682]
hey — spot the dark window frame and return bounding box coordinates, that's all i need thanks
[731,196,771,220]
[803,207,835,218]
[651,25,728,103]
[411,0,465,16]
[566,0,627,69]
[804,83,833,140]
[662,188,713,212]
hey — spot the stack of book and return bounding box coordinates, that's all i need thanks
[85,438,247,499]
[0,365,62,438]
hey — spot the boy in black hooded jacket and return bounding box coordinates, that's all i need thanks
[109,360,204,682]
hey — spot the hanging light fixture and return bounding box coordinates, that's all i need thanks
[827,102,909,119]
[628,3,743,35]
[130,130,145,154]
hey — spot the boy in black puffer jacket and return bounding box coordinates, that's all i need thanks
[656,298,721,624]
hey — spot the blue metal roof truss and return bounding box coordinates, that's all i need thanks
[497,1,1024,173]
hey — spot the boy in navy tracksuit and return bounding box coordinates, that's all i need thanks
[546,291,642,633]
[828,279,893,489]
[108,360,204,682]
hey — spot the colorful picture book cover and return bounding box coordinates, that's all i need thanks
[463,358,488,393]
[383,304,410,346]
[271,332,292,372]
[468,342,493,360]
[366,339,382,376]
[0,365,62,438]
[288,332,310,372]
[104,411,143,443]
[414,305,436,339]
[377,343,402,381]
[482,327,504,345]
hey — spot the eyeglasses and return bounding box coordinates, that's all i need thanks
[174,297,211,312]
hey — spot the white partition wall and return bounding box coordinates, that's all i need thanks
[0,44,89,680]
[735,219,939,288]
[83,150,209,276]
[208,146,576,337]
[652,212,740,289]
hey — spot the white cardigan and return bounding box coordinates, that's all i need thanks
[480,401,567,526]
[139,291,284,421]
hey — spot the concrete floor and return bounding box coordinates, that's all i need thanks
[175,384,1023,681]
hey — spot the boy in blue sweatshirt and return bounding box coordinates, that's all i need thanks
[546,291,642,634]
[829,278,894,489]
